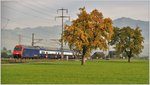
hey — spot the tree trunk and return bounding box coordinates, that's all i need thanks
[81,45,87,65]
[128,50,132,63]
[128,56,131,63]
[81,56,85,65]
[125,50,132,63]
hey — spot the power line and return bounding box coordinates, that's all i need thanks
[55,8,70,59]
[18,2,52,17]
[31,33,43,46]
[24,36,60,46]
[3,5,55,22]
[21,1,56,16]
[31,0,56,11]
[22,35,31,40]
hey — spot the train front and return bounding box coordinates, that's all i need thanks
[13,45,23,58]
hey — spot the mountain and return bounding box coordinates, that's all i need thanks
[113,17,149,40]
[113,17,148,27]
[1,25,62,51]
[1,17,149,56]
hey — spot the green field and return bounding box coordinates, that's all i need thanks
[1,59,149,84]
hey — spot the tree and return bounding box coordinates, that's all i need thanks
[63,7,113,65]
[109,27,121,46]
[1,52,8,57]
[110,26,144,62]
[2,47,7,51]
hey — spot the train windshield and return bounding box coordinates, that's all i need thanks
[14,47,22,51]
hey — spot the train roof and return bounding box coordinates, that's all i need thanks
[14,45,72,51]
[15,45,46,49]
[44,49,73,52]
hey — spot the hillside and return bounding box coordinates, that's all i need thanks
[113,17,149,40]
[1,25,62,51]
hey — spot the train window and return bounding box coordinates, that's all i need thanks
[14,47,22,51]
[40,50,45,54]
[41,51,45,54]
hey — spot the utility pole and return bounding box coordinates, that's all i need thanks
[55,8,70,59]
[32,33,34,46]
[31,33,43,46]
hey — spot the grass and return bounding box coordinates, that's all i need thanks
[1,59,149,84]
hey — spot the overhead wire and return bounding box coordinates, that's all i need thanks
[2,5,60,27]
[3,4,56,22]
[20,1,56,16]
[18,3,51,17]
[2,18,32,40]
[2,1,63,47]
[2,17,34,28]
[31,0,56,11]
[2,1,63,28]
[2,18,60,44]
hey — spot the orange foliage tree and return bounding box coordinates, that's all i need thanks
[63,7,113,65]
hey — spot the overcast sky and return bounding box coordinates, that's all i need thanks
[1,0,149,29]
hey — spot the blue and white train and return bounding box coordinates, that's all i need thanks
[13,45,75,59]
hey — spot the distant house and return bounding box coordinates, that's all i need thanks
[107,51,125,59]
[1,50,13,58]
[91,51,127,59]
[91,52,105,59]
[108,51,116,58]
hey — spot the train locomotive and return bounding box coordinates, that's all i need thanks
[13,45,74,59]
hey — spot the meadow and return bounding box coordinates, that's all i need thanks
[1,59,149,84]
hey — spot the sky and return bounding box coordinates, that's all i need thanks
[1,0,149,29]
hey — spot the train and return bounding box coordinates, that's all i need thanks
[13,45,75,59]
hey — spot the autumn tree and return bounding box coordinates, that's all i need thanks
[110,26,144,62]
[109,27,120,45]
[63,7,113,65]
